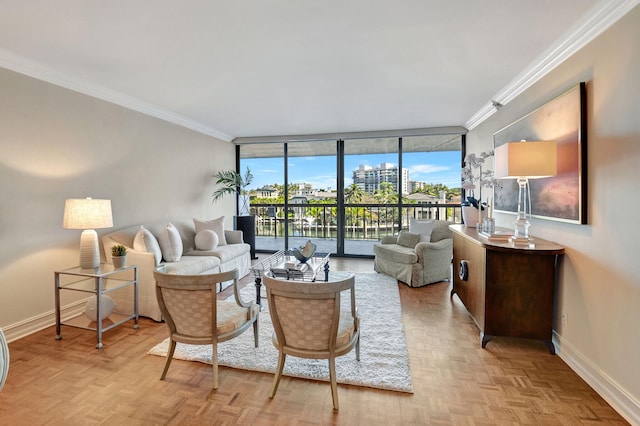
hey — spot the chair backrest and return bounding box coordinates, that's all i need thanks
[154,269,238,340]
[263,274,355,352]
[431,220,454,242]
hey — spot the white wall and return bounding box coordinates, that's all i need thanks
[466,6,640,423]
[0,68,236,337]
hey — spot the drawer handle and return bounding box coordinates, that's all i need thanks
[458,260,469,281]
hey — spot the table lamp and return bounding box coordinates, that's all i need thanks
[495,140,557,243]
[63,198,113,268]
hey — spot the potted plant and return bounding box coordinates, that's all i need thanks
[212,167,254,216]
[212,167,257,259]
[461,151,499,227]
[111,244,128,269]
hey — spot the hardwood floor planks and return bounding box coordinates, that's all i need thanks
[0,257,629,425]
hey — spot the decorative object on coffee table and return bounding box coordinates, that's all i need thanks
[292,240,317,263]
[111,244,128,269]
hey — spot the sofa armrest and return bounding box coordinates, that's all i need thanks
[380,235,398,244]
[225,229,244,244]
[415,238,453,264]
[123,248,159,268]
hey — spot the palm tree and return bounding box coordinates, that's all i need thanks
[344,183,364,204]
[212,167,253,214]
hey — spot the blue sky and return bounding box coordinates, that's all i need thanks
[241,151,461,191]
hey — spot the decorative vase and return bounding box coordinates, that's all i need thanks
[238,194,251,216]
[462,206,480,228]
[112,255,127,269]
[83,295,116,322]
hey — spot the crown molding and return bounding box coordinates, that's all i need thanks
[233,126,467,144]
[0,49,234,142]
[465,0,640,131]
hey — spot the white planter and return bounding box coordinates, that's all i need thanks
[462,206,480,228]
[113,255,127,269]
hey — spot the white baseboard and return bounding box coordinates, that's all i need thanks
[553,332,640,425]
[3,301,85,343]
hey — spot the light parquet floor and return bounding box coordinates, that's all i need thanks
[0,257,628,425]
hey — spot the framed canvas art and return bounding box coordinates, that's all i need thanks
[493,82,587,224]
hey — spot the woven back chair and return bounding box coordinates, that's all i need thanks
[154,268,259,389]
[262,273,360,410]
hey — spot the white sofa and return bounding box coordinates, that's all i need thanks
[101,219,251,321]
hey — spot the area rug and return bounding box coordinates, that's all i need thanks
[148,272,413,393]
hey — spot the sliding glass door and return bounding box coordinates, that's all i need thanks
[343,138,399,256]
[238,132,463,256]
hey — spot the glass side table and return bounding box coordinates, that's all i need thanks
[54,264,139,349]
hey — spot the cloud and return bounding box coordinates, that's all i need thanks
[408,164,450,175]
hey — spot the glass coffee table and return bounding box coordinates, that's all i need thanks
[250,250,331,309]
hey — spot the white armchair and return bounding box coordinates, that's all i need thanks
[374,220,453,287]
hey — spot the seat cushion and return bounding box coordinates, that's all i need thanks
[373,243,418,264]
[185,243,250,263]
[217,300,259,335]
[162,256,220,275]
[336,306,357,348]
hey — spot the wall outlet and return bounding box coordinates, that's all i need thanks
[561,311,568,326]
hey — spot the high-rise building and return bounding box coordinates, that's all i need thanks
[352,163,409,194]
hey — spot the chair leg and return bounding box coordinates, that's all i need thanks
[270,351,286,398]
[212,341,219,389]
[253,319,259,348]
[160,339,177,380]
[355,318,361,361]
[329,357,339,410]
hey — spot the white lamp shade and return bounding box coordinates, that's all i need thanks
[495,140,557,179]
[63,198,113,230]
[63,198,113,268]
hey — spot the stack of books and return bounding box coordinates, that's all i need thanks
[479,230,514,242]
[270,262,309,279]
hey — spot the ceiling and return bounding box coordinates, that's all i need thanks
[0,1,636,142]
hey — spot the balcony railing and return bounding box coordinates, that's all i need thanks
[249,202,462,254]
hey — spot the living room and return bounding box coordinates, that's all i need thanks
[1,2,639,424]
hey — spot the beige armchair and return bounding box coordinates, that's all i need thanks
[153,268,259,389]
[374,220,453,287]
[262,273,360,410]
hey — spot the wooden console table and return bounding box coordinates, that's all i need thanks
[450,225,564,354]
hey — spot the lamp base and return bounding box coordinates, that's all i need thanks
[79,229,100,269]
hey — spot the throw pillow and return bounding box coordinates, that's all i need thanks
[409,218,436,243]
[397,231,420,249]
[158,222,183,262]
[195,230,219,251]
[133,225,162,266]
[193,216,227,246]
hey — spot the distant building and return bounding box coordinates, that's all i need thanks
[408,180,428,193]
[291,183,318,197]
[252,186,279,199]
[352,163,409,194]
